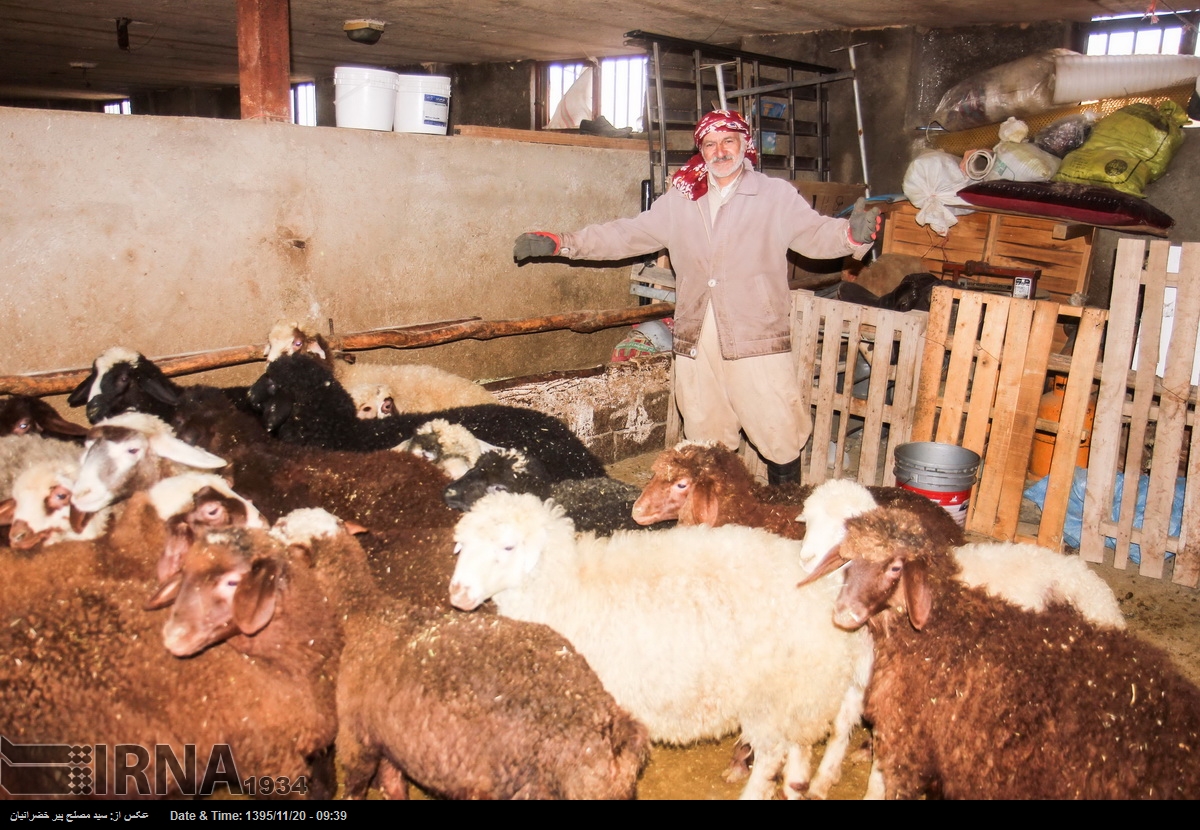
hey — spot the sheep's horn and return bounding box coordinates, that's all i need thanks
[797,547,849,587]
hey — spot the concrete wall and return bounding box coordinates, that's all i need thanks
[0,105,648,386]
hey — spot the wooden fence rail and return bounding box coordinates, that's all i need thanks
[0,303,675,397]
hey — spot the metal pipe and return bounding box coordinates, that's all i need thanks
[832,43,871,196]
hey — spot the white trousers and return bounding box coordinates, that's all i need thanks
[673,304,811,464]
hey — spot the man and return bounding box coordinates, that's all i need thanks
[513,110,879,485]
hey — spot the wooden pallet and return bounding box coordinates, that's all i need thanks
[671,291,928,485]
[911,285,1093,541]
[791,291,927,486]
[1081,238,1200,587]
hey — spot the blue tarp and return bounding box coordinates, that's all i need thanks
[1024,467,1183,565]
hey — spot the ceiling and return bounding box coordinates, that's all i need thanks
[0,0,1161,102]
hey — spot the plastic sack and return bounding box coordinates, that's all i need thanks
[996,116,1029,143]
[1052,101,1188,197]
[929,49,1075,132]
[1033,112,1097,158]
[902,150,973,236]
[991,140,1062,182]
[1023,467,1183,565]
[547,66,595,129]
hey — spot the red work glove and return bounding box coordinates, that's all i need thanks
[847,197,881,246]
[513,231,562,261]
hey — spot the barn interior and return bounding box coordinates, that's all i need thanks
[3,0,1200,801]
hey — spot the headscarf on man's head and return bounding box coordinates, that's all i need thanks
[670,110,759,201]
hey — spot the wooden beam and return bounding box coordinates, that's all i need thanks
[238,0,292,122]
[0,303,674,397]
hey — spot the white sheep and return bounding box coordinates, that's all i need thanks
[798,478,1125,628]
[70,412,228,515]
[450,491,874,800]
[393,418,501,476]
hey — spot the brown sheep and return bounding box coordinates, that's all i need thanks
[0,490,338,799]
[163,509,650,799]
[802,506,1200,799]
[632,441,964,545]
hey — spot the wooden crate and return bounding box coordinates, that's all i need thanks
[881,202,1094,308]
[1081,239,1200,587]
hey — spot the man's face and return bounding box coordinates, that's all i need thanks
[699,130,745,181]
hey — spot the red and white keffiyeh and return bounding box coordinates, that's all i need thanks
[670,110,759,201]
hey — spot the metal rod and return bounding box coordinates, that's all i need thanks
[832,43,870,196]
[723,71,853,98]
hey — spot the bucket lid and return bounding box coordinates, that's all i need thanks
[395,74,452,91]
[335,66,401,84]
[894,441,981,474]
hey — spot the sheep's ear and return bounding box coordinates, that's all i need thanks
[67,371,97,408]
[798,545,849,587]
[689,478,721,526]
[0,497,14,526]
[141,375,183,407]
[286,542,316,566]
[903,558,933,630]
[343,520,368,535]
[233,558,281,635]
[69,505,94,534]
[144,573,182,610]
[147,432,228,470]
[158,523,194,585]
[33,403,90,438]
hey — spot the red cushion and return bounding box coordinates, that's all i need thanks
[957,180,1174,230]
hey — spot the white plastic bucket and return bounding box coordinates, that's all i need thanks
[394,74,452,135]
[334,66,400,131]
[894,442,981,528]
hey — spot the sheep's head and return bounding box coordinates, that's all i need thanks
[71,414,227,515]
[264,321,330,363]
[66,347,182,425]
[0,395,89,440]
[801,507,937,632]
[631,441,742,526]
[149,473,269,585]
[154,526,286,657]
[449,491,569,611]
[796,478,878,572]
[442,448,550,511]
[5,458,105,550]
[348,383,396,419]
[247,354,354,439]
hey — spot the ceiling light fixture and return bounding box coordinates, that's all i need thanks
[343,19,386,45]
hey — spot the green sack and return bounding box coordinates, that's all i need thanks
[1051,101,1187,197]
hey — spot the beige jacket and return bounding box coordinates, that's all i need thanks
[560,164,870,359]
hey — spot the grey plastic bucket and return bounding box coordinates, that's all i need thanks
[893,441,981,527]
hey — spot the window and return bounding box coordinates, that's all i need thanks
[1084,10,1199,55]
[292,82,316,126]
[104,100,131,114]
[541,56,647,131]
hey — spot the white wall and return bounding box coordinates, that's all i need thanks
[0,107,648,385]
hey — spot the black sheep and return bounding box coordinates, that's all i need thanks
[248,353,607,480]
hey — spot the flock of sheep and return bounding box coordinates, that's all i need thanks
[2,320,1199,800]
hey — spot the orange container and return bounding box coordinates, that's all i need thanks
[1029,376,1095,478]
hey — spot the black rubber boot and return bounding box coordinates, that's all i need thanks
[766,456,802,487]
